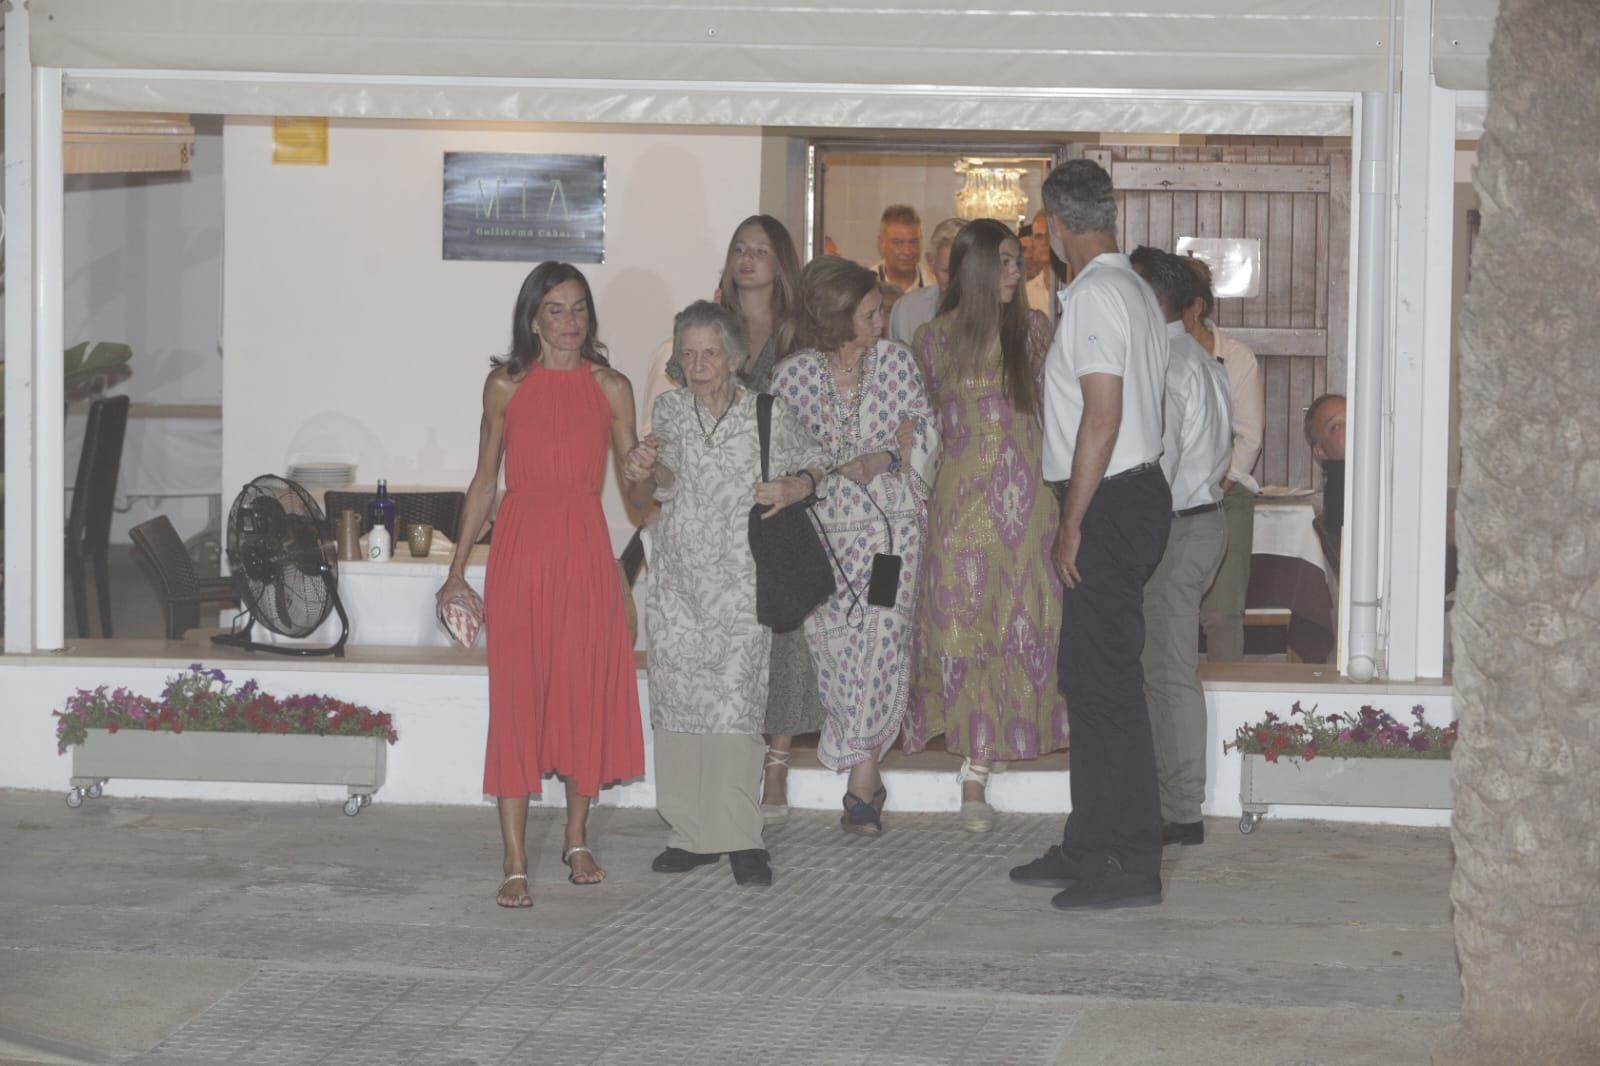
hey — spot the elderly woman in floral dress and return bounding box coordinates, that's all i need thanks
[624,301,828,886]
[771,256,938,835]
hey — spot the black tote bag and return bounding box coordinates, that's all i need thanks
[748,393,835,632]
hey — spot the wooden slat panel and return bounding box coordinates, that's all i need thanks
[1288,353,1317,487]
[1291,191,1318,328]
[1121,145,1150,253]
[1260,354,1291,486]
[1147,145,1174,252]
[1311,149,1331,332]
[1111,161,1332,193]
[1241,147,1271,328]
[1226,328,1327,357]
[1326,150,1352,391]
[1172,145,1199,252]
[1147,181,1174,255]
[1219,147,1247,329]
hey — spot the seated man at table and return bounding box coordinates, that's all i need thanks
[1304,392,1345,570]
[1130,247,1233,847]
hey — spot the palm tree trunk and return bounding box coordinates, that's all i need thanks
[1440,0,1600,1061]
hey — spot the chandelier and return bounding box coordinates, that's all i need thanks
[954,159,1028,224]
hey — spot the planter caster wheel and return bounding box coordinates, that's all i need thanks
[65,789,84,809]
[1239,813,1260,835]
[86,783,103,800]
[343,796,364,817]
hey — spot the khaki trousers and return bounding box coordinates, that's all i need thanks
[653,729,765,855]
[1144,509,1229,824]
[1199,483,1256,661]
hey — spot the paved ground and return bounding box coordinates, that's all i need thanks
[0,790,1459,1065]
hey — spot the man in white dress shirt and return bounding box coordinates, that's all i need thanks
[1009,158,1171,911]
[1130,247,1233,848]
[888,218,965,347]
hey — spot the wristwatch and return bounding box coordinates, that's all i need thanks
[885,451,902,474]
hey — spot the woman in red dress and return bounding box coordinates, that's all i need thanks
[438,262,645,908]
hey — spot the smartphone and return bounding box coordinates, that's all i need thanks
[867,553,902,608]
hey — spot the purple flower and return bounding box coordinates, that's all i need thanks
[1409,734,1430,752]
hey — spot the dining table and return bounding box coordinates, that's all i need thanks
[256,541,489,649]
[1247,491,1336,663]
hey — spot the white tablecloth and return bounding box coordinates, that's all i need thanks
[1253,495,1330,576]
[256,545,488,649]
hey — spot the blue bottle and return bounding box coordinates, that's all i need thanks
[366,479,397,557]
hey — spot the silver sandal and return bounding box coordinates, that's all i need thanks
[957,758,998,833]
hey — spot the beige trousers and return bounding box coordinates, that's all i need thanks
[653,730,765,855]
[1144,509,1229,824]
[1199,483,1256,660]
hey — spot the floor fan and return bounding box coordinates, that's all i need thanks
[212,474,350,657]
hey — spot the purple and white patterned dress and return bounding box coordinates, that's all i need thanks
[902,310,1069,761]
[771,340,937,771]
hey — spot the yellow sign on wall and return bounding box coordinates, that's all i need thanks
[273,117,329,165]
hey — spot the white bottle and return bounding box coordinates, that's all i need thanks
[367,523,392,562]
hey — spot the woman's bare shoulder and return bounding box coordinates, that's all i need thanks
[483,365,519,410]
[589,363,634,396]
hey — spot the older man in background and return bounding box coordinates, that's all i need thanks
[873,205,931,292]
[1023,209,1058,321]
[1305,392,1346,562]
[889,217,965,346]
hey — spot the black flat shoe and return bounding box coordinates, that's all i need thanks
[728,849,773,887]
[1050,857,1162,911]
[1008,845,1091,888]
[1162,821,1204,846]
[651,847,721,874]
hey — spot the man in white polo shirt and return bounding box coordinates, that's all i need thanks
[1009,158,1172,910]
[1130,246,1233,849]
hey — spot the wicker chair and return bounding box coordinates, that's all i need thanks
[323,490,467,543]
[130,515,239,640]
[65,395,130,637]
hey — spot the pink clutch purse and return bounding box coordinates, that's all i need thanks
[437,587,485,648]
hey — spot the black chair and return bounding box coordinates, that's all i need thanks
[130,515,238,640]
[324,490,467,543]
[65,395,130,638]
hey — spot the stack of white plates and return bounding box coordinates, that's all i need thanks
[287,461,356,489]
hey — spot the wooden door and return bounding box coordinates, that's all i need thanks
[1082,141,1350,490]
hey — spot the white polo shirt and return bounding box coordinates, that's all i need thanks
[889,283,941,347]
[1160,321,1234,512]
[1041,252,1169,481]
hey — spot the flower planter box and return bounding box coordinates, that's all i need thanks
[69,730,388,816]
[1237,753,1453,833]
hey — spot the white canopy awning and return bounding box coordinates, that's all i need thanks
[37,0,1496,130]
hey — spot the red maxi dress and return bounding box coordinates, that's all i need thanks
[483,363,644,798]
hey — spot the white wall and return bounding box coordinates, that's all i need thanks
[221,118,763,550]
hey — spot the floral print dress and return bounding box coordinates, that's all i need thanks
[771,340,937,770]
[902,311,1069,761]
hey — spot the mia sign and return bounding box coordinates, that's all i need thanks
[443,153,606,263]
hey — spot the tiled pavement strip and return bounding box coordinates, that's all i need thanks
[136,814,1077,1065]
